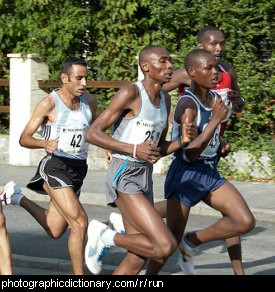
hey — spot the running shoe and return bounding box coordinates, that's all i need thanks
[0,181,22,206]
[85,219,110,275]
[109,212,125,234]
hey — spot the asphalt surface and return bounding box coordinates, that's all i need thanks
[0,163,274,275]
[6,202,275,276]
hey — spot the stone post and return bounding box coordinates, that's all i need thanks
[8,54,49,165]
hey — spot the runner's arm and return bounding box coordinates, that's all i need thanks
[83,91,98,123]
[162,69,191,92]
[85,84,160,164]
[159,95,197,156]
[227,64,245,113]
[183,99,228,161]
[19,95,57,153]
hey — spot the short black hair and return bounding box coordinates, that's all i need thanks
[138,45,164,66]
[184,49,213,71]
[197,26,223,43]
[60,57,87,75]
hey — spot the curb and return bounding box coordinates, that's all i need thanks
[13,254,117,275]
[190,203,275,223]
[12,254,170,275]
[13,254,73,273]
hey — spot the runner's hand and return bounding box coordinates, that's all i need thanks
[227,90,245,112]
[219,138,231,158]
[136,140,161,164]
[45,140,58,154]
[103,149,113,162]
[212,98,228,124]
[182,117,197,144]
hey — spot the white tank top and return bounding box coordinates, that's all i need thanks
[112,81,167,162]
[41,90,92,160]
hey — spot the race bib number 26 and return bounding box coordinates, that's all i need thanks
[128,119,165,145]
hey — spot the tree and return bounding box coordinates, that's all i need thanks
[0,0,273,167]
[0,0,93,78]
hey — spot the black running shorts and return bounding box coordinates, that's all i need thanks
[27,154,88,197]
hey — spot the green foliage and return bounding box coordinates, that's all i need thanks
[151,0,274,165]
[86,0,160,109]
[0,0,273,174]
[0,0,91,78]
[88,0,154,80]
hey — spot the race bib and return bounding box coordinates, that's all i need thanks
[214,88,232,121]
[58,126,88,154]
[215,88,230,102]
[200,123,220,157]
[128,119,166,145]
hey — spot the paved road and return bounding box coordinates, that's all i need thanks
[1,164,275,222]
[1,163,274,275]
[4,201,275,275]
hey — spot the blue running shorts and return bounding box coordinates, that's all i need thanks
[165,158,226,207]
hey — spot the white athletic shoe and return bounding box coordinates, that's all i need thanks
[85,220,110,275]
[178,236,196,275]
[109,212,125,234]
[0,181,22,206]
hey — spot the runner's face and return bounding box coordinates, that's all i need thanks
[66,64,88,96]
[200,31,226,62]
[191,54,218,89]
[146,48,173,84]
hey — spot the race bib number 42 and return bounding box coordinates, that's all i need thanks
[58,126,87,154]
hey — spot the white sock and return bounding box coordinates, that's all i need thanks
[11,193,24,205]
[101,228,117,247]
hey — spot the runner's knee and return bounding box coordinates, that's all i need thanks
[153,237,177,259]
[69,213,88,234]
[237,213,255,234]
[49,228,67,239]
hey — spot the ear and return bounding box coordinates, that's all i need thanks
[61,73,69,84]
[188,67,196,78]
[141,62,149,73]
[197,43,203,49]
